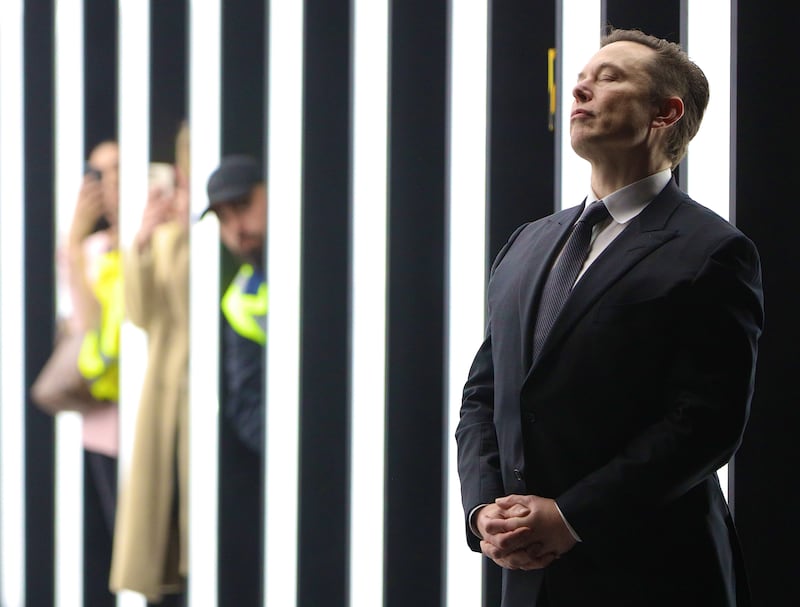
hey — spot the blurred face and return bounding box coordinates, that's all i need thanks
[87,141,120,226]
[212,183,267,267]
[570,41,657,164]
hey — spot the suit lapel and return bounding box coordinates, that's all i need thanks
[518,204,584,369]
[525,180,686,378]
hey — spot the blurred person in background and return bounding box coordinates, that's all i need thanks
[65,139,122,607]
[110,122,190,606]
[201,154,267,606]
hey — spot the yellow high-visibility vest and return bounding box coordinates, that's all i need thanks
[221,263,268,345]
[77,249,122,401]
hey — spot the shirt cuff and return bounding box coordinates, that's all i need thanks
[468,504,488,539]
[555,501,582,542]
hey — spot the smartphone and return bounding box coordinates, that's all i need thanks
[83,164,109,231]
[148,162,176,197]
[84,164,102,181]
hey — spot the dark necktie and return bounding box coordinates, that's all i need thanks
[532,200,610,361]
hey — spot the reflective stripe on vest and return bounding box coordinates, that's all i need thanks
[221,263,268,345]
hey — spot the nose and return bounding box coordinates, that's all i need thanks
[572,79,590,103]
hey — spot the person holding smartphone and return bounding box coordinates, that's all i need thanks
[62,139,122,607]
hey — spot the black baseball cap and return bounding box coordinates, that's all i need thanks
[200,154,264,218]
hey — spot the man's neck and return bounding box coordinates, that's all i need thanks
[590,160,671,200]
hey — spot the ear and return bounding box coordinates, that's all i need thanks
[652,96,684,129]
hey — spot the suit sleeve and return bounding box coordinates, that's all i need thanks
[455,223,529,551]
[456,334,506,551]
[557,232,764,543]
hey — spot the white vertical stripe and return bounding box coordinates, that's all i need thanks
[54,410,85,607]
[349,2,389,606]
[349,0,390,604]
[117,2,150,606]
[265,1,304,605]
[188,1,222,605]
[54,1,85,606]
[0,2,26,606]
[685,0,732,502]
[557,0,601,209]
[685,1,731,220]
[445,1,488,606]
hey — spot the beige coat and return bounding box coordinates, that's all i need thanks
[110,221,189,602]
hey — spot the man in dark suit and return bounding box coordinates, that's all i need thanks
[455,27,764,607]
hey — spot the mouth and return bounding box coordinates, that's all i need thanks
[571,109,592,120]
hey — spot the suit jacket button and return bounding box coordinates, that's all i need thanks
[527,412,536,423]
[513,468,523,481]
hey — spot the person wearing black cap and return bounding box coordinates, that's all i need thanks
[203,154,268,275]
[203,154,267,453]
[203,154,267,606]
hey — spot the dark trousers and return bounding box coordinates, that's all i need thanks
[154,592,186,607]
[218,415,264,606]
[83,450,117,607]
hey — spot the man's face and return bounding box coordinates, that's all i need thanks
[569,41,658,164]
[87,141,120,226]
[212,183,267,267]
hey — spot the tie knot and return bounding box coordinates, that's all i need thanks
[579,200,610,227]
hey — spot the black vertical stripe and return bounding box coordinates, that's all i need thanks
[384,1,448,605]
[603,0,681,40]
[81,3,120,605]
[297,1,351,605]
[221,0,266,159]
[24,1,56,605]
[218,2,267,606]
[150,0,188,163]
[487,1,556,269]
[84,0,118,149]
[219,0,267,289]
[733,2,799,606]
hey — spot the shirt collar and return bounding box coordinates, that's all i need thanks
[586,168,672,224]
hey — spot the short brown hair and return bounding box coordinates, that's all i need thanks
[601,27,710,169]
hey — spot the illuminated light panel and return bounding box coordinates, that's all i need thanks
[556,0,601,210]
[685,0,733,501]
[0,1,27,605]
[264,1,304,605]
[187,1,222,605]
[445,1,488,605]
[54,1,87,605]
[349,0,389,605]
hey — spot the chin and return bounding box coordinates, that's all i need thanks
[241,250,265,268]
[570,139,593,161]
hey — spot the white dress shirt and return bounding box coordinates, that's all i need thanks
[575,168,672,283]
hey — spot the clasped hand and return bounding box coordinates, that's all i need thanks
[476,494,577,571]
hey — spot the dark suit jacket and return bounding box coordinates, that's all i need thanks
[456,179,764,607]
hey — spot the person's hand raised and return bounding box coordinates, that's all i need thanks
[134,185,176,251]
[69,175,105,247]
